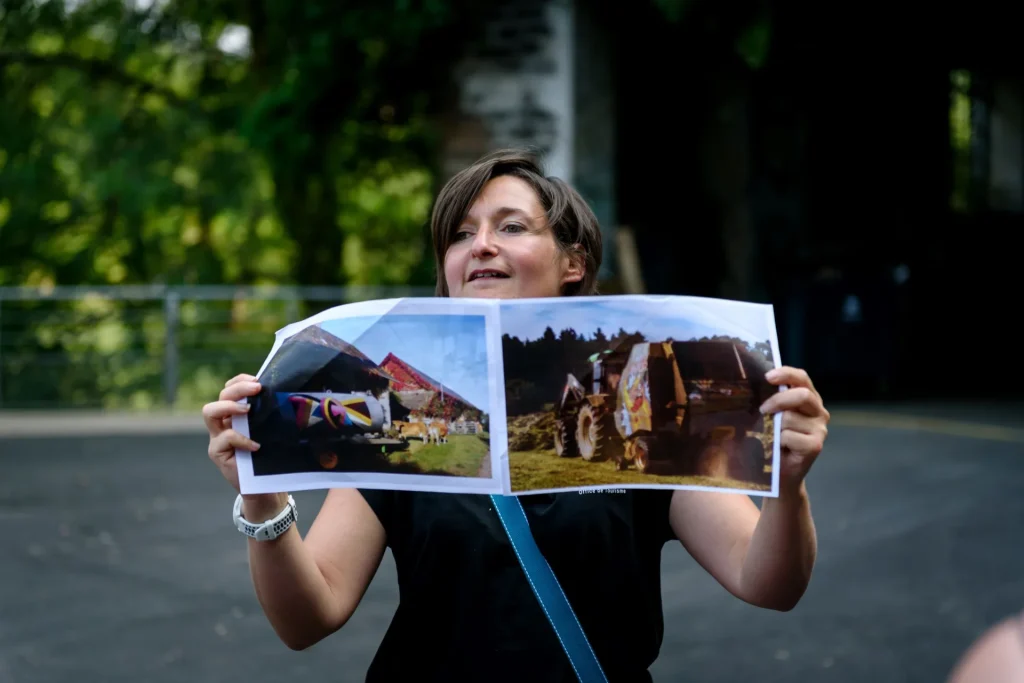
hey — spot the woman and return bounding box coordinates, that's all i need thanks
[202,149,830,682]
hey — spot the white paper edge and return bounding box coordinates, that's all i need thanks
[489,304,511,495]
[241,470,502,495]
[765,302,784,498]
[508,482,772,497]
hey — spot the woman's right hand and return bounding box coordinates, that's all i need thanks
[203,373,262,493]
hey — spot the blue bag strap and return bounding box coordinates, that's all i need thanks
[490,494,609,683]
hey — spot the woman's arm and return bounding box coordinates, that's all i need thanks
[205,377,388,651]
[668,483,816,611]
[243,489,387,650]
[667,366,828,611]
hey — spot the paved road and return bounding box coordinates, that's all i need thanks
[1,405,1022,683]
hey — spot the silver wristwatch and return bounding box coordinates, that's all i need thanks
[233,494,298,541]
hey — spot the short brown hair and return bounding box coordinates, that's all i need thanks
[430,148,602,297]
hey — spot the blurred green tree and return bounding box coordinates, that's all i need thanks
[0,0,484,289]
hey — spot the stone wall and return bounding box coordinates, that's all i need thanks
[439,0,574,181]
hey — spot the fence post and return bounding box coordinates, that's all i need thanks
[164,290,180,408]
[285,295,299,324]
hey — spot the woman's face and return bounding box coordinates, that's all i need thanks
[444,175,582,300]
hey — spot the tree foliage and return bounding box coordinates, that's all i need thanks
[0,0,487,290]
[653,0,773,69]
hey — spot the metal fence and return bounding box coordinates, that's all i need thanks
[0,285,433,411]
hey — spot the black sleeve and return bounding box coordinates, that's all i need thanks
[357,488,396,545]
[635,489,676,545]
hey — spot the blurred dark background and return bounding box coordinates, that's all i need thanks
[612,0,1022,402]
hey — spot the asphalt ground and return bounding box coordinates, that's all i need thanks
[1,402,1022,682]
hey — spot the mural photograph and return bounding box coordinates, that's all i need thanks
[235,299,498,495]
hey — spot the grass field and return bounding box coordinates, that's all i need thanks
[384,433,490,478]
[509,447,770,493]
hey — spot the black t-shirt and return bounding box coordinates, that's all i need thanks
[356,488,677,682]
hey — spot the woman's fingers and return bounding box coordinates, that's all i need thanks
[218,380,262,403]
[202,374,261,495]
[202,399,251,435]
[208,429,260,463]
[224,374,257,389]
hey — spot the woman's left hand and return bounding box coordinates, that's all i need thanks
[759,366,830,491]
